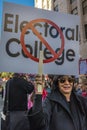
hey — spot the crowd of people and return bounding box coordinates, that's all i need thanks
[0,73,87,130]
[1,73,34,130]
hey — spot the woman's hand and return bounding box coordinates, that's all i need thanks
[35,74,44,94]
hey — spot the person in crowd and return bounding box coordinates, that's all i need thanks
[2,73,34,130]
[28,74,87,130]
[81,83,87,97]
[44,74,54,94]
[74,82,82,95]
[28,91,35,109]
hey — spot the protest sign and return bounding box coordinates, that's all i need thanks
[0,2,79,75]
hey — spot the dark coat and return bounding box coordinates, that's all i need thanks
[28,87,87,130]
[3,76,34,114]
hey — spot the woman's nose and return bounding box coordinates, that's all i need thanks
[64,79,70,84]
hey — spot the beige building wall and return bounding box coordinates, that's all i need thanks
[56,0,69,13]
[35,0,87,59]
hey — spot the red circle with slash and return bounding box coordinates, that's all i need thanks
[20,19,64,63]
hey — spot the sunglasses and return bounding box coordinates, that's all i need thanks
[58,77,74,83]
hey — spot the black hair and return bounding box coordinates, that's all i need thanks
[52,75,75,91]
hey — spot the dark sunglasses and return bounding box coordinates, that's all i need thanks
[58,77,74,83]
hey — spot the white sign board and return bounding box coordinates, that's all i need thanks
[0,2,79,75]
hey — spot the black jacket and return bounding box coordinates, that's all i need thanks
[3,76,34,114]
[28,87,87,130]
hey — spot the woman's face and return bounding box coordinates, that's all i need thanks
[58,76,74,96]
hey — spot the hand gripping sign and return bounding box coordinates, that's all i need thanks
[20,18,65,63]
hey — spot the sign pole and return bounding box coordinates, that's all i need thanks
[38,50,43,75]
[37,50,43,93]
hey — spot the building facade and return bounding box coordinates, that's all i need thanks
[35,0,52,10]
[34,0,87,59]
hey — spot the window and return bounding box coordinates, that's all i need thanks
[71,7,78,15]
[70,0,76,4]
[84,24,87,39]
[54,5,58,12]
[53,0,56,2]
[82,0,87,15]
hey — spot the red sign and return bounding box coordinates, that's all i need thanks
[20,19,65,63]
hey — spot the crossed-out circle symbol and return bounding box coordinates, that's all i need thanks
[20,19,65,63]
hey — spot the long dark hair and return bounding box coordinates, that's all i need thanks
[52,75,75,91]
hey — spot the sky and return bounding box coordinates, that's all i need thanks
[0,0,34,37]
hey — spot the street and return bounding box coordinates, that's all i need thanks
[0,95,4,130]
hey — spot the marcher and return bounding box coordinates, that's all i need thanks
[2,73,34,130]
[81,83,87,97]
[74,82,82,95]
[44,74,54,94]
[28,74,87,130]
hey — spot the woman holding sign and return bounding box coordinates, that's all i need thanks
[28,75,87,130]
